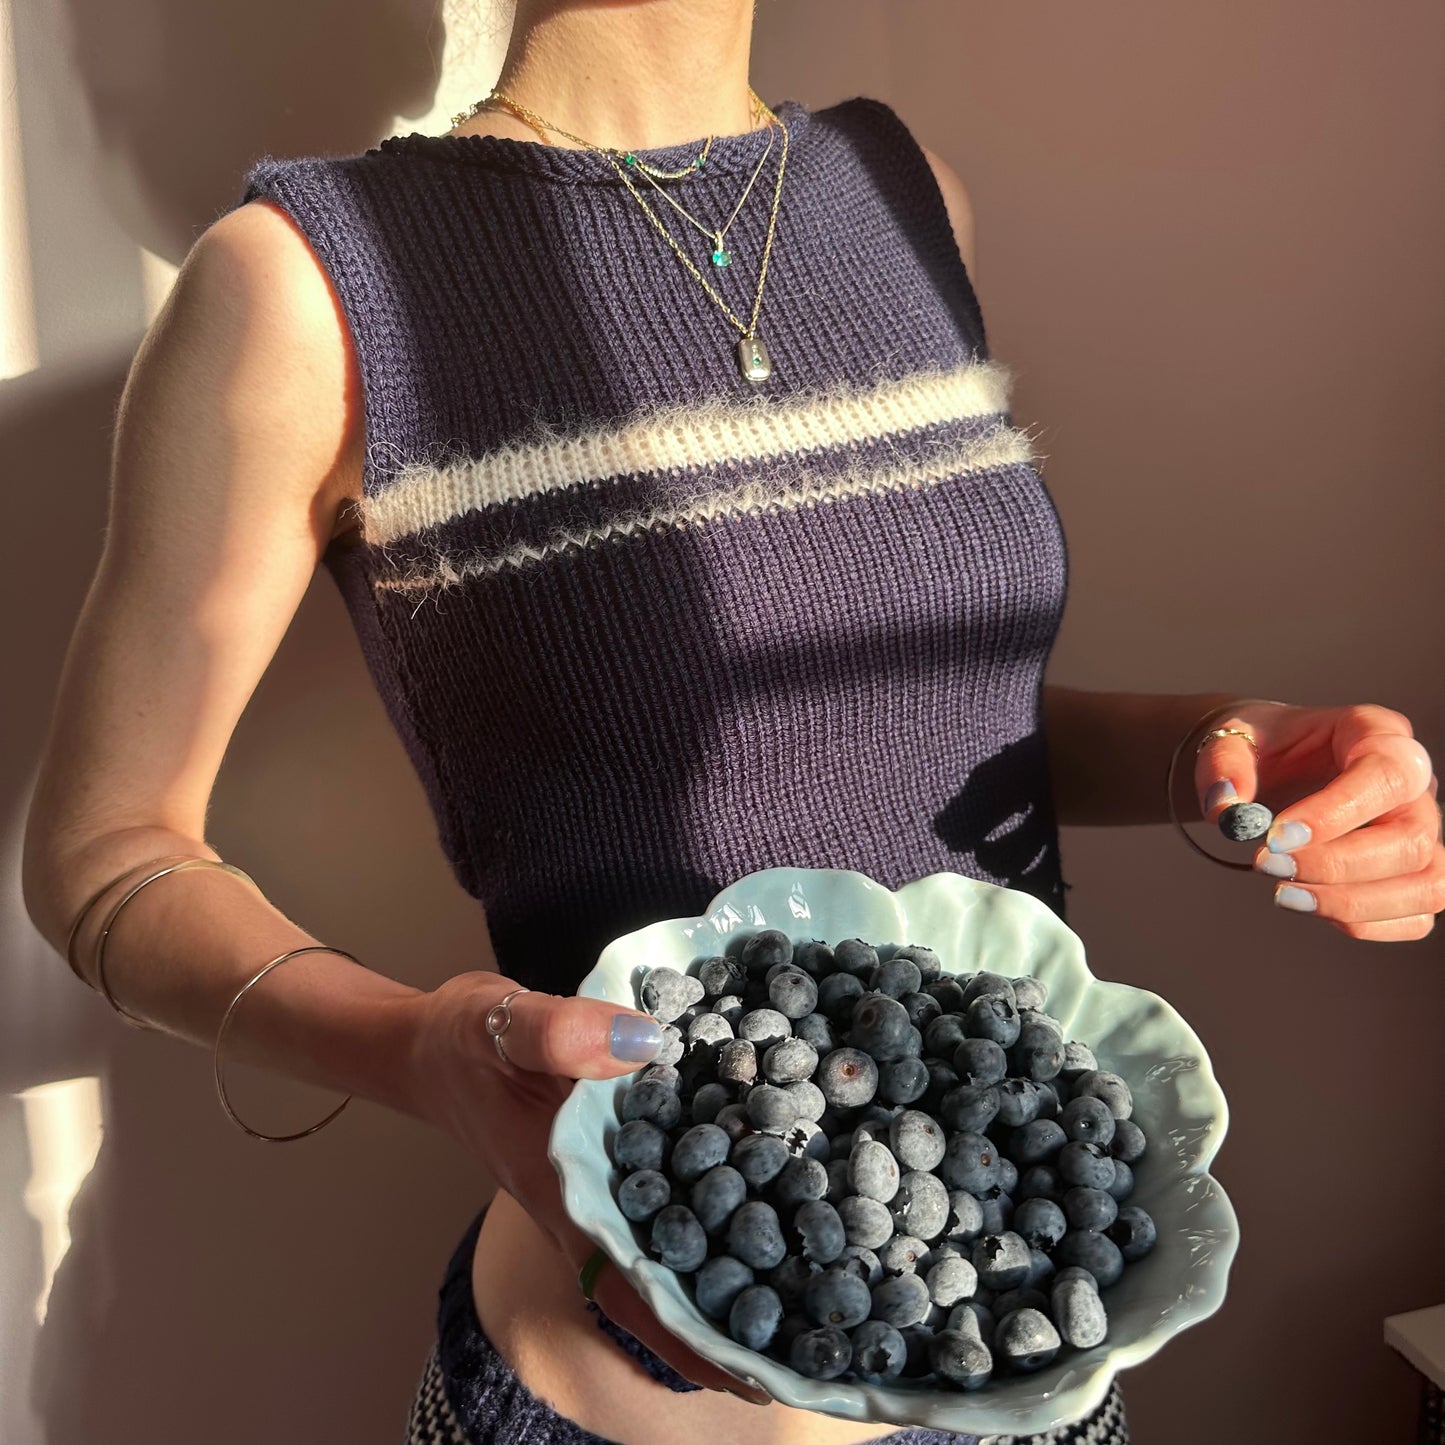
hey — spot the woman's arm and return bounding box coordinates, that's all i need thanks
[1042,685,1245,827]
[20,197,423,1117]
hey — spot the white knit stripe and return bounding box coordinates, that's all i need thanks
[365,357,1022,547]
[374,417,1039,594]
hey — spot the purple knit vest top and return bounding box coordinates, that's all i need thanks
[230,95,1072,995]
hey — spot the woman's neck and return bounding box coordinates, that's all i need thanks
[480,0,759,150]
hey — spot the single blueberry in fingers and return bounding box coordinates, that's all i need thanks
[1219,799,1273,842]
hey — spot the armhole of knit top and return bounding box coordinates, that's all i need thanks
[218,156,467,872]
[833,95,991,363]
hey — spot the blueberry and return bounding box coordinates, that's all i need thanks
[939,1131,1001,1194]
[1034,1079,1064,1120]
[698,955,746,999]
[838,1195,896,1250]
[1053,1229,1125,1287]
[1010,1022,1065,1082]
[1106,1159,1135,1202]
[992,1287,1049,1319]
[848,1140,901,1202]
[1063,1185,1119,1233]
[816,972,865,1023]
[1108,1205,1158,1261]
[640,1062,681,1091]
[929,1328,993,1389]
[716,1038,758,1085]
[792,1011,837,1054]
[849,1318,907,1380]
[925,978,967,1014]
[732,1132,791,1189]
[995,1078,1044,1128]
[613,1118,670,1173]
[825,1158,852,1204]
[817,1047,880,1109]
[870,958,923,1000]
[877,1233,931,1277]
[695,1254,755,1319]
[892,944,943,982]
[640,965,705,1022]
[654,1024,685,1067]
[947,1300,996,1348]
[737,1007,792,1054]
[785,1078,826,1122]
[805,1267,874,1328]
[995,1307,1061,1373]
[745,1084,802,1135]
[1014,1196,1067,1250]
[650,1204,708,1271]
[953,1037,1008,1087]
[794,1198,847,1264]
[618,1168,672,1222]
[1109,1117,1148,1163]
[690,1081,733,1126]
[888,1170,951,1242]
[1011,975,1048,1012]
[837,1244,884,1286]
[712,994,744,1029]
[1219,800,1273,842]
[901,990,943,1029]
[970,1232,1032,1291]
[1072,1070,1134,1120]
[849,994,914,1061]
[876,1055,931,1105]
[922,1012,970,1060]
[676,1001,711,1032]
[771,1155,828,1209]
[921,1060,961,1114]
[789,1323,853,1379]
[939,1083,1002,1134]
[833,939,881,978]
[1061,1040,1098,1079]
[741,929,793,975]
[729,1284,784,1350]
[621,1078,681,1129]
[1061,1094,1117,1147]
[889,1109,948,1171]
[791,940,835,977]
[964,994,1021,1048]
[1024,1247,1056,1290]
[763,1036,819,1085]
[1016,1164,1064,1203]
[996,1156,1019,1197]
[870,1271,931,1327]
[727,1200,787,1270]
[1058,1140,1116,1191]
[960,971,1018,1010]
[690,1163,748,1234]
[782,1118,831,1162]
[769,968,819,1021]
[768,1253,823,1311]
[671,1123,732,1182]
[926,1254,979,1307]
[944,1190,986,1244]
[1052,1275,1108,1348]
[975,1186,1014,1237]
[713,1102,752,1142]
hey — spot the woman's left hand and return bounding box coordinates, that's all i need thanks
[1192,701,1445,941]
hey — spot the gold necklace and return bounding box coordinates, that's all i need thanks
[467,88,790,382]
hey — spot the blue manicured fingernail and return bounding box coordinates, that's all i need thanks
[610,1013,663,1062]
[1256,852,1296,879]
[1204,780,1238,815]
[1267,821,1312,853]
[1274,884,1317,912]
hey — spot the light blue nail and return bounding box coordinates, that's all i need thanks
[1204,779,1238,815]
[610,1013,663,1062]
[1267,821,1312,853]
[1256,852,1296,879]
[1274,885,1317,912]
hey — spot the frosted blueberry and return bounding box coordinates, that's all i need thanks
[789,1324,852,1379]
[784,1078,827,1122]
[970,1232,1032,1291]
[773,1154,829,1207]
[732,1132,790,1189]
[729,1284,784,1350]
[848,1140,901,1202]
[870,1271,931,1327]
[738,1007,792,1054]
[805,1268,873,1329]
[690,1163,747,1234]
[618,1169,671,1223]
[877,1234,931,1277]
[1011,975,1048,1012]
[794,1198,847,1265]
[837,1244,884,1286]
[929,1328,993,1390]
[1072,1069,1134,1120]
[1052,1274,1108,1348]
[1053,1229,1125,1287]
[849,1318,908,1380]
[745,1083,801,1135]
[995,1306,1061,1372]
[698,954,745,998]
[817,1048,879,1108]
[769,968,819,1020]
[889,1109,947,1171]
[837,1195,895,1250]
[1109,1205,1158,1261]
[763,1036,819,1084]
[621,1078,681,1129]
[671,1123,731,1182]
[741,929,792,975]
[695,1255,755,1319]
[640,965,705,1022]
[728,1200,787,1269]
[650,1204,708,1271]
[716,1037,758,1085]
[889,1171,950,1242]
[926,1254,979,1307]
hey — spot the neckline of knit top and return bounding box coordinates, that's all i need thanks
[373,97,813,185]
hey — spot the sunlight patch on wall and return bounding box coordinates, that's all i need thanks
[0,0,38,380]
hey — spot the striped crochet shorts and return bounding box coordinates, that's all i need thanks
[405,1207,1131,1445]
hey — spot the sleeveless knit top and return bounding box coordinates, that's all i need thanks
[230,96,1072,995]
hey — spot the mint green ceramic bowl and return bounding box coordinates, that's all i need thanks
[548,867,1238,1438]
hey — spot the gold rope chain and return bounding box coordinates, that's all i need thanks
[481,87,790,349]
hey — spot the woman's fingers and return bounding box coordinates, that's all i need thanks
[1252,793,1444,885]
[499,988,667,1080]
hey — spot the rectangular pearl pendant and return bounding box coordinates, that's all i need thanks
[737,334,772,382]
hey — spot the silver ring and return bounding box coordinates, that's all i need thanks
[484,987,531,1065]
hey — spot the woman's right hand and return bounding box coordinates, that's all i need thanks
[404,969,771,1405]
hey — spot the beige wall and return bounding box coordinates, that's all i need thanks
[2,2,1441,1442]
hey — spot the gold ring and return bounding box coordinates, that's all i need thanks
[578,1247,610,1301]
[1195,725,1259,757]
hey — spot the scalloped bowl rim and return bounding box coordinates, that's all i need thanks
[549,867,1239,1437]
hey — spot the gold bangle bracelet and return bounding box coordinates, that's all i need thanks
[91,857,260,1029]
[213,945,360,1143]
[1165,697,1293,870]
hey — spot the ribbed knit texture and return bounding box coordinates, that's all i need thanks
[231,95,1072,995]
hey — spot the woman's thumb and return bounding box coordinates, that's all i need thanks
[499,989,666,1079]
[1193,708,1263,821]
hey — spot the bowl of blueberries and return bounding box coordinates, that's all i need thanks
[548,867,1238,1438]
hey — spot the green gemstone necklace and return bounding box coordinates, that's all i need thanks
[461,87,790,383]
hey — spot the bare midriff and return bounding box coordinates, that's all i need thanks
[469,1188,912,1445]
